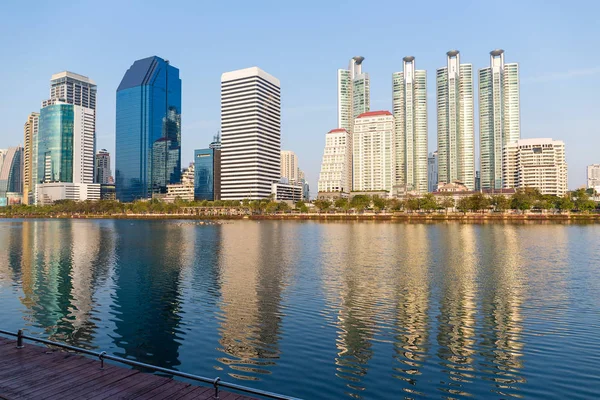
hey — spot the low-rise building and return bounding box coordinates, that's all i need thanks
[272,179,303,202]
[36,183,100,205]
[165,164,195,202]
[503,138,567,196]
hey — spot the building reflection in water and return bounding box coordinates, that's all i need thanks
[215,222,287,380]
[435,224,478,397]
[1,220,114,347]
[478,225,525,398]
[390,224,431,396]
[320,223,400,398]
[111,221,186,369]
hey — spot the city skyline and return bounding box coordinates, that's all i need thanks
[1,1,599,193]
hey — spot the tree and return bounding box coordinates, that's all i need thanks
[555,195,574,213]
[404,196,420,213]
[387,198,403,212]
[490,195,509,213]
[295,200,308,213]
[372,196,386,212]
[350,195,370,212]
[277,201,290,212]
[572,188,596,212]
[469,192,490,213]
[511,189,534,213]
[456,197,470,214]
[420,193,438,212]
[440,196,455,214]
[265,201,279,213]
[334,198,349,213]
[314,200,331,212]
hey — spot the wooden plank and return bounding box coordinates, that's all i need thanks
[41,368,140,400]
[130,380,191,400]
[169,386,215,400]
[158,383,209,400]
[86,371,171,400]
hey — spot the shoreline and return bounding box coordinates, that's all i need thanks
[2,212,600,223]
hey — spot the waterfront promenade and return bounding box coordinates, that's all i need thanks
[0,336,257,400]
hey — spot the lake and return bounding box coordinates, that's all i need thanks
[0,219,599,399]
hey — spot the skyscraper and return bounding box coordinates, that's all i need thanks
[42,71,97,109]
[318,128,351,194]
[23,112,39,204]
[428,151,438,192]
[479,49,520,190]
[337,56,370,134]
[220,67,280,200]
[0,147,24,199]
[352,111,396,192]
[503,138,567,196]
[115,56,181,202]
[437,50,475,190]
[280,150,299,183]
[393,56,428,193]
[95,149,111,184]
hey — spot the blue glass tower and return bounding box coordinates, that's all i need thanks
[194,149,215,200]
[115,56,181,202]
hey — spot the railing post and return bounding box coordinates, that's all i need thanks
[16,329,24,349]
[213,377,221,399]
[99,351,107,370]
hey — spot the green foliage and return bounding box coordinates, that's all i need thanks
[572,188,596,212]
[350,195,370,211]
[295,200,308,213]
[420,193,438,212]
[490,195,509,212]
[372,196,386,211]
[404,196,420,212]
[555,195,574,212]
[469,192,490,212]
[456,197,470,213]
[439,196,455,212]
[314,199,332,212]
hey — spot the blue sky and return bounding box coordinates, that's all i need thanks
[2,0,599,191]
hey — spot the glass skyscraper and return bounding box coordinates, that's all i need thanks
[38,104,75,183]
[194,149,215,201]
[115,56,181,202]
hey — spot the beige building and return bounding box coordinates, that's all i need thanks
[280,150,298,182]
[23,112,39,205]
[352,111,395,192]
[318,128,352,194]
[503,138,567,196]
[165,164,195,202]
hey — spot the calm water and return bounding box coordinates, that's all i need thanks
[0,219,599,399]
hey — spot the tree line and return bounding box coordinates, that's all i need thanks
[0,188,597,217]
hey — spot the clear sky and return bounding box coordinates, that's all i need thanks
[2,0,599,192]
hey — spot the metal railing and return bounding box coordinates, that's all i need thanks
[0,329,301,400]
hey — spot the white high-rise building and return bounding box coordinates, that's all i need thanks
[393,56,428,193]
[479,49,520,190]
[587,164,600,193]
[352,111,395,192]
[317,128,352,193]
[280,150,299,183]
[337,56,370,134]
[220,67,281,200]
[428,151,438,192]
[42,71,97,109]
[503,138,567,196]
[437,50,475,190]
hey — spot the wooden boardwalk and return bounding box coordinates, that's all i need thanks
[0,337,257,400]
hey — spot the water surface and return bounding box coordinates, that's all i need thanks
[0,219,598,399]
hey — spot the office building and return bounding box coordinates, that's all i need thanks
[166,163,195,202]
[0,146,24,203]
[23,112,39,204]
[115,56,181,202]
[502,138,567,196]
[437,50,475,189]
[272,178,303,202]
[587,164,600,193]
[280,151,299,183]
[298,169,310,201]
[393,56,428,193]
[36,101,99,203]
[428,151,438,192]
[338,56,370,134]
[96,149,111,184]
[318,128,352,194]
[479,49,520,190]
[352,111,395,192]
[220,67,280,200]
[194,148,221,201]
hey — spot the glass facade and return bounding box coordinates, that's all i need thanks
[37,104,74,183]
[194,149,214,200]
[0,147,24,197]
[115,56,181,202]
